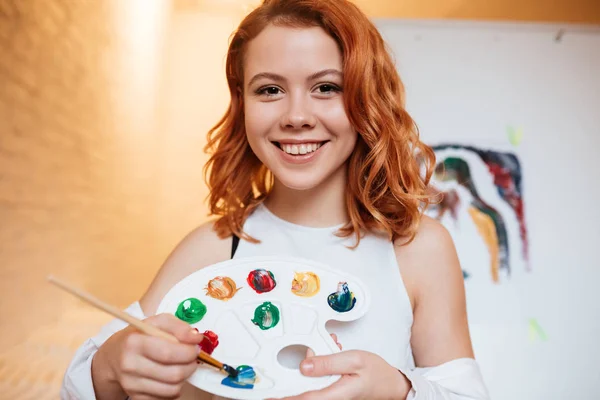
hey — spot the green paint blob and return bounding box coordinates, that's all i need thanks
[175,298,207,323]
[251,301,280,330]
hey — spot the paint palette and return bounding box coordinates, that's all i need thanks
[155,255,370,399]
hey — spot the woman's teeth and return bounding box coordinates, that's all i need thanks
[281,142,322,155]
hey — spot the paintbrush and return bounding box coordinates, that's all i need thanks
[47,275,239,379]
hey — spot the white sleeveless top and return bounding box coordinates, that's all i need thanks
[233,204,416,370]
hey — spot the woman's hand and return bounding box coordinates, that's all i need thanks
[92,313,204,400]
[275,350,411,400]
[305,333,342,357]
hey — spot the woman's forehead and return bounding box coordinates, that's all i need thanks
[244,25,343,82]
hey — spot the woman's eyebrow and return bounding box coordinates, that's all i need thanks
[248,72,286,87]
[307,68,342,81]
[247,69,343,87]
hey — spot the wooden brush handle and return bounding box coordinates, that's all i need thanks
[47,275,180,343]
[46,275,232,371]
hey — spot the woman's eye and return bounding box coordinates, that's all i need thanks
[316,84,341,94]
[257,86,282,96]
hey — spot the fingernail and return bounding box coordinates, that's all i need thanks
[191,327,200,334]
[301,360,313,373]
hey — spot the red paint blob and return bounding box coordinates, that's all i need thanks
[247,269,277,293]
[199,330,219,354]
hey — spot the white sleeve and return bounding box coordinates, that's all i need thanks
[60,302,146,400]
[400,358,490,400]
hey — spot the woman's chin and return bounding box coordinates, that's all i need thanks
[273,174,325,192]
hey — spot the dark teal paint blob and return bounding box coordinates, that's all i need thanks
[221,365,256,389]
[327,282,356,313]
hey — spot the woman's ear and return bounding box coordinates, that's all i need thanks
[236,85,244,111]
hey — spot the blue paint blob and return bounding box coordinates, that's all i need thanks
[221,365,256,389]
[327,282,356,313]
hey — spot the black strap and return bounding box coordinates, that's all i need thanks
[231,234,240,258]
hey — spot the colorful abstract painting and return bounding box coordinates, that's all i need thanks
[426,144,530,283]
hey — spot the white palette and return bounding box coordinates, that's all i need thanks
[156,255,371,399]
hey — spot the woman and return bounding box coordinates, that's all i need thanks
[62,1,489,399]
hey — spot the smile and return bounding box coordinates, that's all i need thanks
[272,141,328,155]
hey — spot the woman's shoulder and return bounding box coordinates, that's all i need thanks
[392,214,462,307]
[140,220,232,314]
[393,214,454,255]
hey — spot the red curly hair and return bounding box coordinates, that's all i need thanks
[204,0,436,246]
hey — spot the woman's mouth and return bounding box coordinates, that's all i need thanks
[272,141,329,155]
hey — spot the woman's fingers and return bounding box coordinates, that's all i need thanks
[303,333,343,359]
[122,376,185,399]
[305,347,315,358]
[331,333,342,350]
[145,313,204,345]
[137,335,199,365]
[122,354,197,384]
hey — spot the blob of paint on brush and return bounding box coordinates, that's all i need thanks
[175,298,207,323]
[291,271,320,297]
[221,365,257,389]
[247,269,277,293]
[251,301,280,330]
[205,276,241,301]
[327,282,356,313]
[198,330,219,355]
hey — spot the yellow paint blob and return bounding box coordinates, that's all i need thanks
[291,271,320,297]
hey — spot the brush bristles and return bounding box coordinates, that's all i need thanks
[222,364,239,378]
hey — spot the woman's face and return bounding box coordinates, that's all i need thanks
[243,24,357,191]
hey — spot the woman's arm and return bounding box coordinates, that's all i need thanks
[394,215,489,399]
[61,221,231,400]
[396,215,474,366]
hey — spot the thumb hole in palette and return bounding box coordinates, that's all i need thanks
[277,344,313,370]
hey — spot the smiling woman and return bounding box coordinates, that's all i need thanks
[61,1,489,399]
[205,0,435,238]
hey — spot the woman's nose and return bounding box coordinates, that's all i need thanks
[280,96,316,129]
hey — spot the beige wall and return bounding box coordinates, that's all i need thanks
[0,0,597,397]
[0,0,172,347]
[355,0,600,24]
[155,11,238,243]
[176,0,600,24]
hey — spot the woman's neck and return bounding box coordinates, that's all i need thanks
[264,167,349,228]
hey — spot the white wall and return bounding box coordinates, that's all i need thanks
[375,19,600,399]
